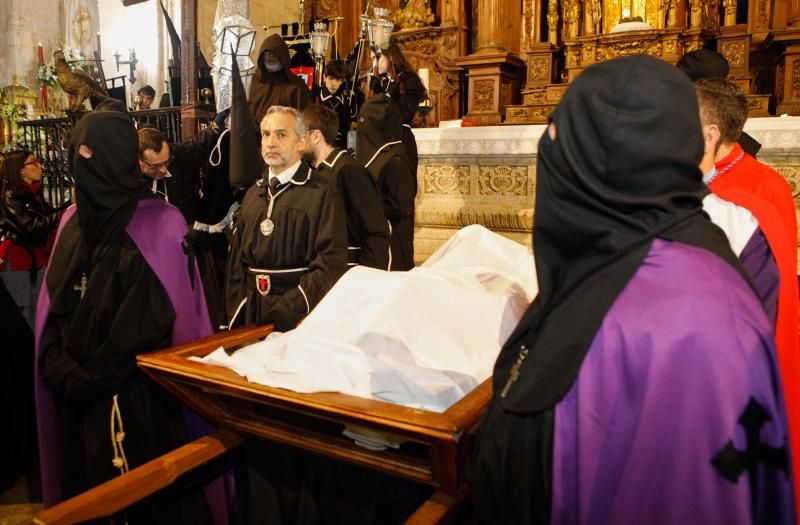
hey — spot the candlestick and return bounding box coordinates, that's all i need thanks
[418,68,430,92]
[38,42,44,66]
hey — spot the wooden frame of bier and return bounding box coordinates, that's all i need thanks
[34,324,491,524]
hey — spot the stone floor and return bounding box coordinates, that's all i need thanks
[0,465,42,525]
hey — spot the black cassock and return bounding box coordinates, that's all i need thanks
[367,144,416,271]
[38,214,211,524]
[0,278,35,492]
[314,149,390,270]
[225,162,348,330]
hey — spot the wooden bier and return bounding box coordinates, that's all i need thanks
[35,324,489,523]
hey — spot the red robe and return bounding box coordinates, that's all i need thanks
[710,142,800,516]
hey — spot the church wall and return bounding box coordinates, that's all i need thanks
[412,118,800,270]
[0,0,61,91]
[196,0,308,75]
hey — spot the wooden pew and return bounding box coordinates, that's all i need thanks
[34,324,490,523]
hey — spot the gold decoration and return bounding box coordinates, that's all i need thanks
[393,0,435,30]
[548,0,560,45]
[478,166,529,196]
[423,165,470,195]
[794,59,800,98]
[721,41,746,69]
[529,58,550,82]
[565,0,583,39]
[473,79,495,111]
[723,0,737,25]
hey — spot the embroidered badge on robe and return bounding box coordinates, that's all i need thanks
[256,274,271,296]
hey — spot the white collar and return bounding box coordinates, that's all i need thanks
[319,149,347,169]
[269,160,302,185]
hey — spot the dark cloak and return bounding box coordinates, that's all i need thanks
[471,54,751,523]
[34,112,223,523]
[248,34,311,124]
[356,96,416,270]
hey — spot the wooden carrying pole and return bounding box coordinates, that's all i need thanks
[32,430,243,525]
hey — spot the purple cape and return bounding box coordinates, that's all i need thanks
[551,239,795,525]
[34,200,228,523]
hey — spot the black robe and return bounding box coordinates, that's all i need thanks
[371,72,423,170]
[248,34,312,124]
[225,162,348,330]
[314,149,390,269]
[367,145,416,271]
[144,125,220,225]
[38,210,211,524]
[0,277,35,492]
[320,85,357,150]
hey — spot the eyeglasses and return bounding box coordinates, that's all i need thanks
[141,156,173,170]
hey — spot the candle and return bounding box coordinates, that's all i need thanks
[418,67,430,92]
[38,42,44,66]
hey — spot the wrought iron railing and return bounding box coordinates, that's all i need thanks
[16,107,200,207]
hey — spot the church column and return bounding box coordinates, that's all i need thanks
[455,0,525,125]
[789,0,800,26]
[180,0,199,139]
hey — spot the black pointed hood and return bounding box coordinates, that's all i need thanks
[494,54,747,414]
[229,48,263,187]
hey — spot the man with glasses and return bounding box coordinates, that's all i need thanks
[137,122,222,224]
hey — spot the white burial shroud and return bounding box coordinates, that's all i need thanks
[197,225,537,412]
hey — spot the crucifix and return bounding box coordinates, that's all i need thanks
[73,273,88,299]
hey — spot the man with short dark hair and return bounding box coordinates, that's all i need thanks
[319,60,358,149]
[137,123,221,224]
[225,105,348,330]
[676,49,761,156]
[696,78,800,506]
[137,85,156,110]
[302,104,389,269]
[471,55,794,525]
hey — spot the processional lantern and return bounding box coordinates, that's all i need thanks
[309,22,331,86]
[367,7,394,52]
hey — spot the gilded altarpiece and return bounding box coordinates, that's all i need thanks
[506,0,800,122]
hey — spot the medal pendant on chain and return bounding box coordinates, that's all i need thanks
[260,218,275,236]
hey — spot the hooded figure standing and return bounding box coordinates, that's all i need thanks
[248,33,311,124]
[470,55,795,524]
[34,112,216,523]
[356,95,416,270]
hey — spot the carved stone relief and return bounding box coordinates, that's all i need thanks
[423,165,471,195]
[529,57,550,82]
[473,79,496,111]
[478,166,530,196]
[721,41,746,69]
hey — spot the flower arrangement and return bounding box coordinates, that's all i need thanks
[37,63,58,87]
[0,103,26,123]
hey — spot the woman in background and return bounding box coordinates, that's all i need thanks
[369,41,428,173]
[0,150,65,326]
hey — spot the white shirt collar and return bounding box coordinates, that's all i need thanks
[269,160,302,186]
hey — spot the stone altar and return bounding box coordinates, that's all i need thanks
[412,117,800,269]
